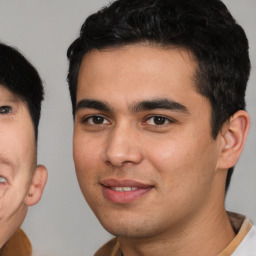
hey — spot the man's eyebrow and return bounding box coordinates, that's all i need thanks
[75,99,111,112]
[130,99,189,113]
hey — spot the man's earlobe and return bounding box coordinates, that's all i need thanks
[217,110,250,170]
[24,165,48,206]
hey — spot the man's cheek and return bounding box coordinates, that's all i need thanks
[0,183,9,200]
[0,189,9,220]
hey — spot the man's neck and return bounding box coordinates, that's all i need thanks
[119,208,235,256]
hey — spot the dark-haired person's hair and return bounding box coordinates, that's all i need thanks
[67,0,250,191]
[0,42,44,140]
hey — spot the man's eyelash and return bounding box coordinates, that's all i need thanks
[81,115,110,125]
[144,115,175,126]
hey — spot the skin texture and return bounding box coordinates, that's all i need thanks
[0,85,47,248]
[73,44,249,256]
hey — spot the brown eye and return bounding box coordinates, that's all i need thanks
[153,116,167,125]
[146,115,171,126]
[92,116,105,124]
[83,115,110,125]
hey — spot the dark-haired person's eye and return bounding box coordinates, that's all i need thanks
[145,115,173,126]
[0,106,12,114]
[83,115,110,125]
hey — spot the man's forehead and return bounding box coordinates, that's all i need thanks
[78,44,197,85]
[77,44,201,108]
[0,85,20,102]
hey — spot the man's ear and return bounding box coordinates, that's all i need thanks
[24,165,48,206]
[217,110,250,170]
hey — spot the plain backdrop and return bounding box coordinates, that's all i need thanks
[0,1,255,255]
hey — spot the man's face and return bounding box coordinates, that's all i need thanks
[74,45,224,239]
[0,86,36,231]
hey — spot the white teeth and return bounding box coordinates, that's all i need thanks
[111,187,138,192]
[114,187,122,192]
[0,176,7,184]
[123,187,132,192]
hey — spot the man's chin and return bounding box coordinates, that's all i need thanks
[98,218,154,239]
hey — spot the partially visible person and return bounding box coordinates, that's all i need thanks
[0,42,47,256]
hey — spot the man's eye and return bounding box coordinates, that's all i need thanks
[145,116,172,126]
[84,115,110,125]
[0,176,7,184]
[0,106,12,114]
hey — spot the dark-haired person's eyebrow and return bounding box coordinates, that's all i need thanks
[130,99,189,114]
[75,99,111,112]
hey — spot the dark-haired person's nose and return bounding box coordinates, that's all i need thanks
[103,125,143,167]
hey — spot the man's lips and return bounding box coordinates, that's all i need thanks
[100,179,154,203]
[101,178,153,188]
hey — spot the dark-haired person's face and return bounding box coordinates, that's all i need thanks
[73,45,228,239]
[0,85,46,246]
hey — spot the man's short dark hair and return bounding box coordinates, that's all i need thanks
[0,42,44,140]
[67,0,250,191]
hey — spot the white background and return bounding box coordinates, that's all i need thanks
[0,1,255,255]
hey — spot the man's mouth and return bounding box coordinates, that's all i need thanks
[101,179,154,203]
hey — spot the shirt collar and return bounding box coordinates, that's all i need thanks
[217,211,253,256]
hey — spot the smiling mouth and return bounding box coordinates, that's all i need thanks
[101,179,154,203]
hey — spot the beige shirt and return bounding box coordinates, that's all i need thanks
[95,212,255,256]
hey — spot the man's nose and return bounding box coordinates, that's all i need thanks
[103,124,143,167]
